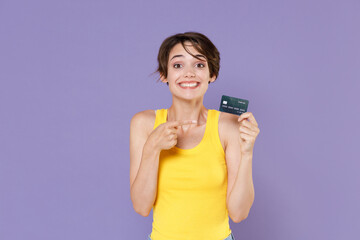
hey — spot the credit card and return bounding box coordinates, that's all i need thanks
[219,95,249,116]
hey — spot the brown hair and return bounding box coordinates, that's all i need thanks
[154,32,220,85]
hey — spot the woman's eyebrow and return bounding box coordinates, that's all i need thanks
[170,54,206,61]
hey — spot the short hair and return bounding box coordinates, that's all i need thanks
[154,32,220,85]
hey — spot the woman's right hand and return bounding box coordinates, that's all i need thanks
[147,120,197,151]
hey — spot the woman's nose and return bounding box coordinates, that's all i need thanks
[184,68,195,78]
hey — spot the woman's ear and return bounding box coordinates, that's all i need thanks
[160,74,167,83]
[209,75,216,84]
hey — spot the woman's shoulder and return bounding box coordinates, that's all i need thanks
[131,109,157,136]
[218,110,240,149]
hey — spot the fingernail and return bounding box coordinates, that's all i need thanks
[192,120,197,123]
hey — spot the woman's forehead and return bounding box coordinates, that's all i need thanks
[169,43,204,60]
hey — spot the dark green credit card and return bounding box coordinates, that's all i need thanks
[219,95,249,116]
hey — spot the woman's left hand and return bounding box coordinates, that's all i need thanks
[237,112,260,155]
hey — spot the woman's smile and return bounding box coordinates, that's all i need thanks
[177,81,201,89]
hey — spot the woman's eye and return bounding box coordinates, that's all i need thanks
[173,64,182,68]
[196,63,205,68]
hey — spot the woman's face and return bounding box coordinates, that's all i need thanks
[161,42,216,100]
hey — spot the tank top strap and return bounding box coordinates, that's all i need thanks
[205,109,225,156]
[153,109,167,130]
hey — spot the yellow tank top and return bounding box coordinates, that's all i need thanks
[150,108,232,240]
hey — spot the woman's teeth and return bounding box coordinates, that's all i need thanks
[179,82,199,87]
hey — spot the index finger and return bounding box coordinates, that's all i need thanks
[168,120,197,127]
[238,112,258,126]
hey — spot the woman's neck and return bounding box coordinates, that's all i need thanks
[167,102,208,132]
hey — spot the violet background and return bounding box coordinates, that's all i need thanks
[1,0,359,239]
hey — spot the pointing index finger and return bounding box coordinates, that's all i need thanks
[169,120,197,127]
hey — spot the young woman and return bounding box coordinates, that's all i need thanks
[129,32,260,240]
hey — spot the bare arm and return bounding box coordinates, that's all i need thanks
[227,152,254,223]
[225,115,255,223]
[129,112,160,217]
[130,141,161,216]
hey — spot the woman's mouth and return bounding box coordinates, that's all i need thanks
[177,82,200,89]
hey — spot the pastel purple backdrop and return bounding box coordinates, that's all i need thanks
[1,0,359,239]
